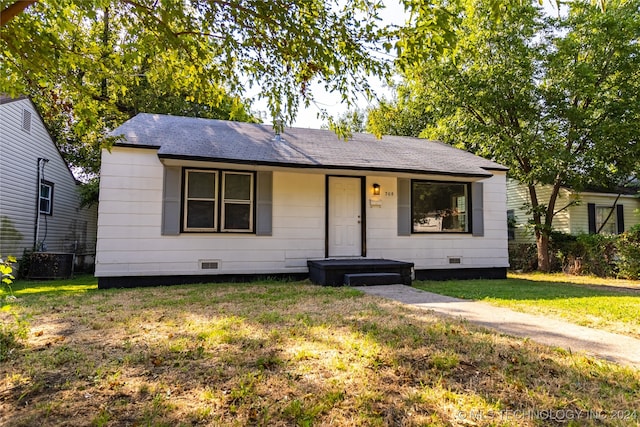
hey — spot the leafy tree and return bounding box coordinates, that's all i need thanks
[1,0,394,194]
[1,0,392,129]
[368,0,640,271]
[366,87,433,138]
[0,0,614,188]
[326,109,367,134]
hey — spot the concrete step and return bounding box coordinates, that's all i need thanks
[343,272,402,286]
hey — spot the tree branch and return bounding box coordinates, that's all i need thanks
[596,192,622,234]
[553,199,578,216]
[0,0,37,27]
[545,174,564,230]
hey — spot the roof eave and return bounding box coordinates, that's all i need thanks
[481,166,509,172]
[157,153,495,178]
[114,142,161,150]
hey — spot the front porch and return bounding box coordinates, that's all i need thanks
[307,258,414,287]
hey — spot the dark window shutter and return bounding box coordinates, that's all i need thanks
[507,209,515,240]
[587,203,596,234]
[256,171,273,236]
[617,204,625,234]
[471,182,484,236]
[161,166,181,235]
[397,178,411,236]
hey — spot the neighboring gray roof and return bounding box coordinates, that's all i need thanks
[0,94,28,105]
[111,113,508,177]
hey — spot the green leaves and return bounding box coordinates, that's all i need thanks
[373,0,640,188]
[1,255,16,287]
[367,0,640,270]
[1,0,396,175]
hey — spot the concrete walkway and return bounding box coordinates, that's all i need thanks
[355,284,640,368]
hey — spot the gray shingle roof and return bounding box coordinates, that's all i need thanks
[111,113,507,177]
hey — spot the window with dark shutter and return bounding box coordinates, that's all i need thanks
[412,181,469,233]
[182,168,255,233]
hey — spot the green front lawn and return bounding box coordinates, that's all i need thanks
[4,274,97,297]
[1,275,639,426]
[415,273,640,339]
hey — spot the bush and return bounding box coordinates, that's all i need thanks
[1,254,16,291]
[574,233,618,277]
[508,243,538,272]
[549,231,579,273]
[616,225,640,279]
[510,229,640,279]
[549,231,617,277]
[17,249,32,279]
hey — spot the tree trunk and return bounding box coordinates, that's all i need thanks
[528,179,561,273]
[536,232,551,272]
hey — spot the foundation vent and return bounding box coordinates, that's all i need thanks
[200,260,220,270]
[448,257,462,265]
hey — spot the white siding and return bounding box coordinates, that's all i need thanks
[97,147,509,277]
[366,173,509,270]
[96,148,326,276]
[0,98,96,260]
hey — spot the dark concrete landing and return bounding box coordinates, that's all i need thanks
[307,259,414,286]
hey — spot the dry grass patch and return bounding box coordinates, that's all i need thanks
[1,279,639,426]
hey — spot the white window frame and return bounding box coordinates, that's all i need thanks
[221,171,254,232]
[183,169,218,232]
[183,169,255,233]
[39,180,53,215]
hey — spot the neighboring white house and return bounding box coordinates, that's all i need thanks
[507,178,640,243]
[96,113,510,288]
[0,96,97,272]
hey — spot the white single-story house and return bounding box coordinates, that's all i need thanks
[507,179,640,243]
[0,96,97,276]
[96,114,509,288]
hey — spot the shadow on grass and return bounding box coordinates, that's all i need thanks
[1,281,639,426]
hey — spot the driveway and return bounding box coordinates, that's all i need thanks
[355,284,640,368]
